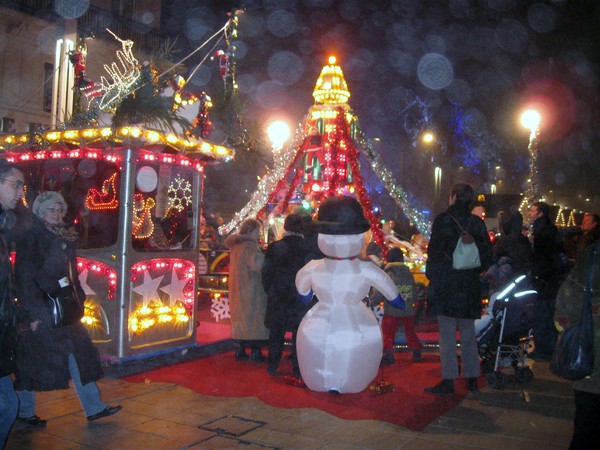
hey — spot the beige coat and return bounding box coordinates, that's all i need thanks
[225,233,269,340]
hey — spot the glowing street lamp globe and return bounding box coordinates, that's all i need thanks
[267,120,290,151]
[520,109,541,133]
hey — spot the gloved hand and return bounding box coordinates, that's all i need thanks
[297,289,314,305]
[388,294,405,310]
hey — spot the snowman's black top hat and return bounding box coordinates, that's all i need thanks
[312,196,371,235]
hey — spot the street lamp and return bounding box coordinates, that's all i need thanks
[519,108,541,214]
[266,120,290,152]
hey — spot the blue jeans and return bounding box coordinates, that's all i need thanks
[18,354,106,418]
[0,374,18,447]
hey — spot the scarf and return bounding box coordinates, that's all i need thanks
[43,220,79,242]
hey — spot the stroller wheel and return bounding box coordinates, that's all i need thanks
[486,371,506,389]
[515,367,534,383]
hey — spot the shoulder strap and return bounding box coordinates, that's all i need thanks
[447,213,472,234]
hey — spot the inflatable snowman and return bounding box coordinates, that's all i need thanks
[295,196,404,393]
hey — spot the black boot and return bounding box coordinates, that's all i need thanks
[424,379,455,396]
[235,349,248,361]
[251,347,266,363]
[467,377,479,392]
[235,342,248,361]
[381,351,395,365]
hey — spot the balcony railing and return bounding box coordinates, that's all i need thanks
[0,0,163,50]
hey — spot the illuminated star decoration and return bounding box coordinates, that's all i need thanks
[159,267,190,307]
[167,176,192,213]
[132,270,164,307]
[77,268,96,296]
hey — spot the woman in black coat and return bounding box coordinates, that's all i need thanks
[261,213,313,378]
[13,191,121,426]
[425,184,492,395]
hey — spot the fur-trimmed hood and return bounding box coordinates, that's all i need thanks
[225,233,258,249]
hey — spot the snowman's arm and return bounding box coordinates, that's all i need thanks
[364,264,405,309]
[295,259,319,304]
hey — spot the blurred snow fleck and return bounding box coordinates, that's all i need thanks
[495,19,528,53]
[55,0,89,19]
[268,51,304,85]
[267,10,298,37]
[417,53,454,90]
[255,80,289,110]
[527,3,557,33]
[446,79,473,106]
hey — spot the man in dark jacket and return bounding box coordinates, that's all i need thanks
[0,161,25,447]
[424,183,492,395]
[262,213,313,377]
[528,201,562,360]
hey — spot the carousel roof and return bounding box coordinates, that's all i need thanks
[0,125,234,166]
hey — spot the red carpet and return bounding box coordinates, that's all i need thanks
[123,350,469,431]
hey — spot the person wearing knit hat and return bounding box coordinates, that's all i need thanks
[32,191,67,219]
[13,192,122,427]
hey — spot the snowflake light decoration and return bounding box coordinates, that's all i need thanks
[210,295,230,322]
[167,176,192,213]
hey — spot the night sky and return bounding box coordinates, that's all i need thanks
[159,0,600,219]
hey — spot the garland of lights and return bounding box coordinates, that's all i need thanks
[218,123,308,235]
[326,109,387,256]
[357,132,432,238]
[272,165,304,216]
[519,127,540,214]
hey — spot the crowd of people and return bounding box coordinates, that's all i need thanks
[1,166,598,448]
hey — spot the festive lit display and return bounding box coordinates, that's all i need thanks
[87,29,141,111]
[313,56,350,105]
[210,293,230,322]
[77,258,117,333]
[129,259,195,335]
[132,194,155,239]
[220,56,431,240]
[166,176,193,213]
[219,125,307,235]
[358,134,431,237]
[85,173,119,211]
[0,126,232,167]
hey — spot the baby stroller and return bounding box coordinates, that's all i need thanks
[477,274,537,389]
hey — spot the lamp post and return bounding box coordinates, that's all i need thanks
[520,109,541,214]
[422,132,443,213]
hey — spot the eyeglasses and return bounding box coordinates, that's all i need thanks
[0,178,25,190]
[47,207,66,214]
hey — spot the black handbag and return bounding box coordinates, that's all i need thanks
[550,245,596,381]
[44,261,84,328]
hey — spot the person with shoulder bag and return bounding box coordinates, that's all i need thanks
[424,183,492,395]
[13,191,121,427]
